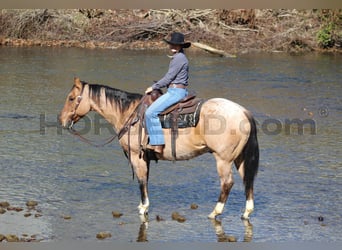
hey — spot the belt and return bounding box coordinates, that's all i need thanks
[169,83,187,89]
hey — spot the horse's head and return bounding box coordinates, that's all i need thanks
[59,77,91,129]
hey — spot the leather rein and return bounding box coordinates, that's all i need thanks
[67,87,147,148]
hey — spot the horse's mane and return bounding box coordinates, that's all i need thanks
[81,81,143,112]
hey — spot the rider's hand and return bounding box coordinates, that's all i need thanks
[145,86,153,94]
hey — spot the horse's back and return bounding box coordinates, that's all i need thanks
[201,97,249,119]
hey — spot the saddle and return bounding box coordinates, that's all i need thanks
[139,89,205,160]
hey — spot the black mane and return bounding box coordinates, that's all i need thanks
[81,81,143,112]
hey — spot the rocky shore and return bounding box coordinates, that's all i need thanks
[0,199,202,242]
[0,201,43,242]
[0,37,165,50]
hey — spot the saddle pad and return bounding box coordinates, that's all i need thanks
[159,101,203,129]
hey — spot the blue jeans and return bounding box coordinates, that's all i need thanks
[145,88,188,145]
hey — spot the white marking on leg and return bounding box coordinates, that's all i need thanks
[208,202,225,219]
[138,198,150,215]
[242,199,254,219]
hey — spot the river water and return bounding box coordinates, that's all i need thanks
[0,47,341,242]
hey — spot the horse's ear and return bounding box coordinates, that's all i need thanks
[74,77,82,90]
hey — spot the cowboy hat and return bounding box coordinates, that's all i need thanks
[163,32,191,48]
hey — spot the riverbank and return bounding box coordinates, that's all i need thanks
[0,9,341,54]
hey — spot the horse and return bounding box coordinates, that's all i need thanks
[59,77,259,220]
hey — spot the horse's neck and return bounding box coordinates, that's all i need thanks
[91,94,140,132]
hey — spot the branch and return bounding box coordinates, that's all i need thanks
[192,42,236,58]
[219,21,259,32]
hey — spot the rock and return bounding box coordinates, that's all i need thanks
[112,211,123,218]
[0,208,6,214]
[26,200,38,207]
[171,212,186,223]
[62,215,72,220]
[171,211,180,220]
[156,215,164,222]
[96,232,112,240]
[0,234,5,242]
[35,213,43,218]
[15,207,24,212]
[5,234,19,242]
[7,206,23,212]
[0,201,10,208]
[190,203,198,209]
[24,213,32,217]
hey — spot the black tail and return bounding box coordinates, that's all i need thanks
[242,111,259,197]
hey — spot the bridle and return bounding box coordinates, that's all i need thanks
[67,83,148,148]
[69,84,85,129]
[66,82,116,147]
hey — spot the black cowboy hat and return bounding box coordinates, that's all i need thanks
[163,32,191,48]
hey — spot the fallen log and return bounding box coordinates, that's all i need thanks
[192,42,236,58]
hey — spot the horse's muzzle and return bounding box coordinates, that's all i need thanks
[58,113,72,129]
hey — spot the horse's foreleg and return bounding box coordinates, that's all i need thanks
[208,158,234,219]
[138,179,149,215]
[131,155,150,215]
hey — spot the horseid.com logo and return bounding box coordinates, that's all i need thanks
[39,107,329,136]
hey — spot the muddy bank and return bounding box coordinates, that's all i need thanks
[0,9,341,54]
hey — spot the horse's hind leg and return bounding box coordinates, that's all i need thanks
[208,155,234,219]
[235,156,254,220]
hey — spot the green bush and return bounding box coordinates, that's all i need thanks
[317,23,335,48]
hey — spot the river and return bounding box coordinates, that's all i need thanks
[0,47,341,242]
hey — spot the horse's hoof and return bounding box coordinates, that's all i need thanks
[138,209,148,215]
[138,206,148,216]
[208,212,217,219]
[139,214,149,223]
[241,212,251,220]
[241,210,253,220]
[241,214,250,220]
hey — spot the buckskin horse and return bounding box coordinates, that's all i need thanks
[59,77,259,219]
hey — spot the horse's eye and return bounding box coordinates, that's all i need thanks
[69,96,75,102]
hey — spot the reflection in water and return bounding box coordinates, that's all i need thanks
[242,219,253,242]
[211,219,253,242]
[136,215,253,242]
[137,214,148,242]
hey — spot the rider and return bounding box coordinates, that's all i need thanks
[145,32,191,155]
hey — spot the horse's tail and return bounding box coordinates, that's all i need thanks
[242,111,259,197]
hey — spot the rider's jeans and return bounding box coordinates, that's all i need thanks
[145,87,188,145]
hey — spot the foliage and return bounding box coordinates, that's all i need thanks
[316,9,342,49]
[317,23,335,48]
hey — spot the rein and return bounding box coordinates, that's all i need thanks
[67,128,117,147]
[68,94,148,148]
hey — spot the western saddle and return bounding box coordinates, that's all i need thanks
[129,89,205,160]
